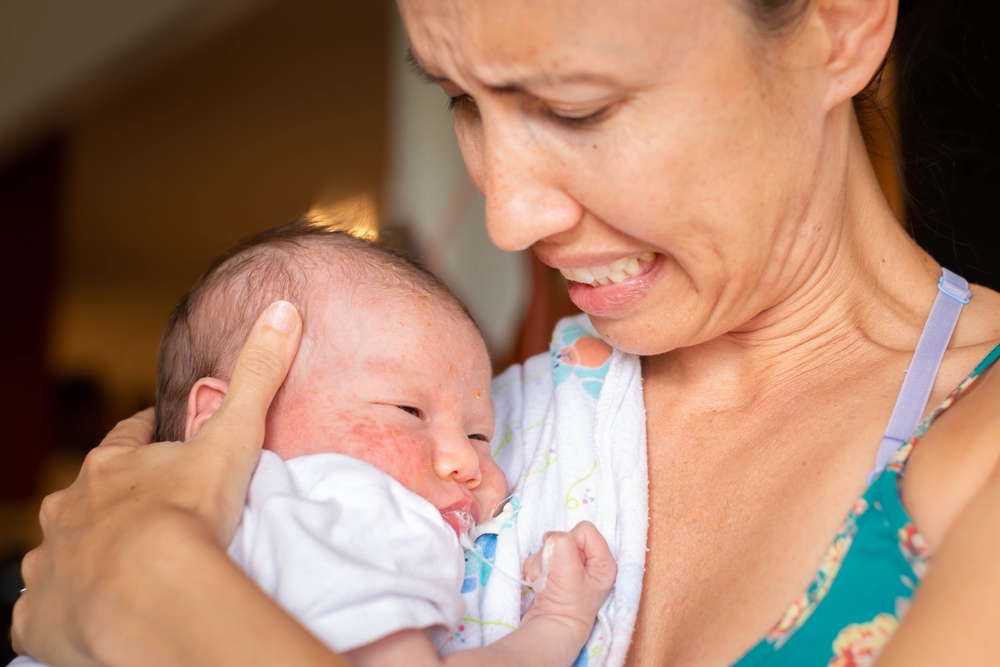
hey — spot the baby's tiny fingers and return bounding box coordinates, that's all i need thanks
[569,521,617,587]
[523,551,542,583]
[570,521,611,559]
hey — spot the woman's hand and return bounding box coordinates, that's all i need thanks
[12,301,305,667]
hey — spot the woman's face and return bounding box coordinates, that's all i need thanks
[398,0,843,355]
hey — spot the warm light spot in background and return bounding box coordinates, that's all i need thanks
[307,191,379,240]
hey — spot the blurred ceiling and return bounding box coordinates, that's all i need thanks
[0,0,270,161]
[62,0,388,285]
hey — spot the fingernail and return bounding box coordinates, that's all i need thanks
[263,300,298,334]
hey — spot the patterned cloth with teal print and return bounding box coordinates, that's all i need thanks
[435,315,650,667]
[449,316,999,667]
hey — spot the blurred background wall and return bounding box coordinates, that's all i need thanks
[0,1,551,649]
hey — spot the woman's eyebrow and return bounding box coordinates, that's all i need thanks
[406,48,444,85]
[405,47,620,93]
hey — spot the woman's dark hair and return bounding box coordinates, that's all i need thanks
[895,0,999,290]
[741,0,1000,291]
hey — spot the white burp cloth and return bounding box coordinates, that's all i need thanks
[437,314,649,667]
[9,450,466,667]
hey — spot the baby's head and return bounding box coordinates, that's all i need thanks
[156,218,508,533]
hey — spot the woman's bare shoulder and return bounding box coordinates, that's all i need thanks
[945,280,1000,440]
[902,337,1000,550]
[950,356,1000,438]
[956,282,1000,346]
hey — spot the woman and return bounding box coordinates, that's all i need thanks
[13,0,1000,665]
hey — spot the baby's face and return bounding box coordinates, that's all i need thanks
[264,285,507,534]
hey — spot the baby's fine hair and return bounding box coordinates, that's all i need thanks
[155,217,475,442]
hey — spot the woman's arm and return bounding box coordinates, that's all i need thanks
[12,301,349,667]
[876,365,1000,666]
[52,510,351,667]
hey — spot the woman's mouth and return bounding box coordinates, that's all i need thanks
[558,252,656,287]
[559,252,661,316]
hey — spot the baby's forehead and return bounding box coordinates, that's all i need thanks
[305,273,457,324]
[302,277,485,356]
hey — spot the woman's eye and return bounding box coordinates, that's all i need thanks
[447,94,478,115]
[469,434,489,442]
[397,406,422,418]
[545,105,611,128]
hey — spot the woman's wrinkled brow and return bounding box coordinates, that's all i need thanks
[406,48,444,84]
[405,47,621,95]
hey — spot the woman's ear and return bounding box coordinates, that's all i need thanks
[815,0,897,109]
[185,377,230,440]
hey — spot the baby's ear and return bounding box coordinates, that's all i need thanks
[185,377,230,440]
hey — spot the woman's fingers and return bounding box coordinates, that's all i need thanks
[198,301,302,454]
[99,408,157,449]
[191,301,302,542]
[196,300,301,472]
[11,301,303,665]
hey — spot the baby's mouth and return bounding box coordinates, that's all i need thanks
[559,252,657,287]
[440,509,476,537]
[440,499,479,538]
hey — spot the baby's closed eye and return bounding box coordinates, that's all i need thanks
[397,405,422,418]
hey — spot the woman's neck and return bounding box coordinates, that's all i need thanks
[646,105,940,406]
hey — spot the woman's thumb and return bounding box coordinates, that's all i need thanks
[198,300,302,456]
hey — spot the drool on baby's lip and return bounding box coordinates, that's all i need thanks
[439,499,479,536]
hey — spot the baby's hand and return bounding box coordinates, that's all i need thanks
[521,521,617,645]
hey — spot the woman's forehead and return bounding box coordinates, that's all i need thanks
[399,0,719,84]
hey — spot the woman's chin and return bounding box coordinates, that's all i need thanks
[567,259,706,356]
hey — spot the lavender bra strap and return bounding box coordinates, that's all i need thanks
[868,268,971,483]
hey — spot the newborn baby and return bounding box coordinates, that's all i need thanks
[154,218,616,667]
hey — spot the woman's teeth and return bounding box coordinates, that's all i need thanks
[559,252,656,287]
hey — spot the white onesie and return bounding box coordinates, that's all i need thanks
[10,449,466,667]
[230,449,466,652]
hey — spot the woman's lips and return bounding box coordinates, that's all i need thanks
[564,254,663,316]
[558,252,656,287]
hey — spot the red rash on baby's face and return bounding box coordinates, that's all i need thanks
[262,284,506,529]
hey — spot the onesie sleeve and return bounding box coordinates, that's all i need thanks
[228,451,465,653]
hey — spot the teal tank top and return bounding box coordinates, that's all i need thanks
[732,342,1000,667]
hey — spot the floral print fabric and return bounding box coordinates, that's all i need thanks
[732,342,1000,667]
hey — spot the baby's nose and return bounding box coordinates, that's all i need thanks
[433,435,481,487]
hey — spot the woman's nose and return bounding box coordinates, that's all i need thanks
[433,434,482,488]
[466,109,585,251]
